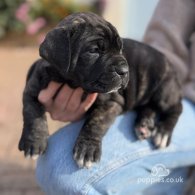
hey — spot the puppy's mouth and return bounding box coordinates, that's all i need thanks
[84,81,121,93]
[83,72,128,93]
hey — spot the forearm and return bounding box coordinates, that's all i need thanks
[143,0,195,83]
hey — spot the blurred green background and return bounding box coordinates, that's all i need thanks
[0,0,105,46]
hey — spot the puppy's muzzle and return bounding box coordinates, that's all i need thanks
[115,62,129,77]
[114,61,129,89]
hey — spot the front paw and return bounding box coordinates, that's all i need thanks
[73,138,101,168]
[152,128,171,148]
[135,117,156,140]
[18,131,48,159]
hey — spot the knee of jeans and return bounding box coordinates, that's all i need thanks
[36,157,71,195]
[36,157,50,193]
[36,152,92,195]
[170,100,195,149]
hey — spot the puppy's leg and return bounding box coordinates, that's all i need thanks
[135,106,157,140]
[153,102,182,148]
[151,75,182,148]
[19,60,50,159]
[73,101,123,168]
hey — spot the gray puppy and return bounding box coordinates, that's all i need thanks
[19,12,182,168]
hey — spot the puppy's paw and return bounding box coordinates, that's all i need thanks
[73,139,101,169]
[152,130,171,148]
[135,117,156,140]
[18,131,48,159]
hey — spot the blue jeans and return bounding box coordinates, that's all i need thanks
[36,99,195,195]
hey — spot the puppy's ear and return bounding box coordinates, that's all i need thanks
[39,28,71,74]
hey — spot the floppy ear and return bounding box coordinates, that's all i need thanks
[39,28,71,74]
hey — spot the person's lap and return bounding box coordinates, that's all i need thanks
[36,99,195,195]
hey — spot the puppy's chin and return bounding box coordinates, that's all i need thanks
[106,87,121,94]
[82,75,129,93]
[84,86,120,94]
[82,81,122,93]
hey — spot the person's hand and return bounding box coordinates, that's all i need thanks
[38,81,98,122]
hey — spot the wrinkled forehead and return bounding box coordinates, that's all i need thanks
[57,12,122,49]
[58,12,108,28]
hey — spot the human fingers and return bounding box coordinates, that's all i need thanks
[50,86,83,121]
[65,87,84,112]
[79,93,98,112]
[52,92,98,122]
[38,81,62,108]
[53,84,74,111]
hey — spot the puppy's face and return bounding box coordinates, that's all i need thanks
[40,12,129,93]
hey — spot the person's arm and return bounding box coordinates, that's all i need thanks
[143,0,195,85]
[38,81,98,122]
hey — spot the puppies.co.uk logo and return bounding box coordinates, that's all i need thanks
[151,164,170,177]
[137,164,184,184]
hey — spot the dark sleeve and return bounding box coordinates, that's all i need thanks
[143,0,195,85]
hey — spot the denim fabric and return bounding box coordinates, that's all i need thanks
[36,99,195,195]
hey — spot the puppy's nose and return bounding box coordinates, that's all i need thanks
[115,64,128,76]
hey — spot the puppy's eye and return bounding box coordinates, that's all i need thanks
[88,46,99,54]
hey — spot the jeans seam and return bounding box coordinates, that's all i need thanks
[81,148,151,195]
[81,146,195,195]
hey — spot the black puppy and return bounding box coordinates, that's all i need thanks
[19,12,182,168]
